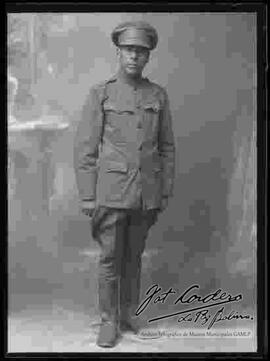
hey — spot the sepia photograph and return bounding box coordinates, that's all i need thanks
[6,6,264,355]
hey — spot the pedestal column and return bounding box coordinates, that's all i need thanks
[8,119,69,237]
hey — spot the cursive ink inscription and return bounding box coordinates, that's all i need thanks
[135,284,176,316]
[177,306,253,329]
[174,284,242,305]
[135,283,250,327]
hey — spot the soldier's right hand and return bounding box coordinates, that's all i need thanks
[80,200,96,218]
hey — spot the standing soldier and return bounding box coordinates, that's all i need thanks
[74,21,175,348]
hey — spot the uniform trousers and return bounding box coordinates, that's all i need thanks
[91,205,158,324]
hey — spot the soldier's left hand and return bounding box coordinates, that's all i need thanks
[80,200,96,218]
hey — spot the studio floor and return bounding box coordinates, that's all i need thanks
[8,243,257,353]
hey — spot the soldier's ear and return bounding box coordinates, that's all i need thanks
[146,50,150,63]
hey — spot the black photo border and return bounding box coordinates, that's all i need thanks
[2,1,268,360]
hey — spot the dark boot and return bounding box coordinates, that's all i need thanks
[93,207,127,347]
[119,318,140,334]
[97,277,119,346]
[97,321,118,348]
[120,254,143,335]
[119,209,155,335]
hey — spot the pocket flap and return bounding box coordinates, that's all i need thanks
[103,101,134,114]
[104,160,128,173]
[143,101,161,113]
[103,102,118,112]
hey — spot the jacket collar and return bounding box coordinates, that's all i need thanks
[112,70,149,87]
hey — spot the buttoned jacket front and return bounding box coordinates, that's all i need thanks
[74,73,175,209]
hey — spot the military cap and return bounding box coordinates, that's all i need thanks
[111,21,158,50]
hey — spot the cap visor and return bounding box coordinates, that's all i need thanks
[118,39,150,49]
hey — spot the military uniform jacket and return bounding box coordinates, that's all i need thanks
[73,73,175,209]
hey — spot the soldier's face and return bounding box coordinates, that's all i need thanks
[117,45,150,76]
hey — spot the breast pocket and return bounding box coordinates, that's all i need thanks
[142,101,161,139]
[103,101,135,143]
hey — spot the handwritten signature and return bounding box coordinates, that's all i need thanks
[135,284,253,329]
